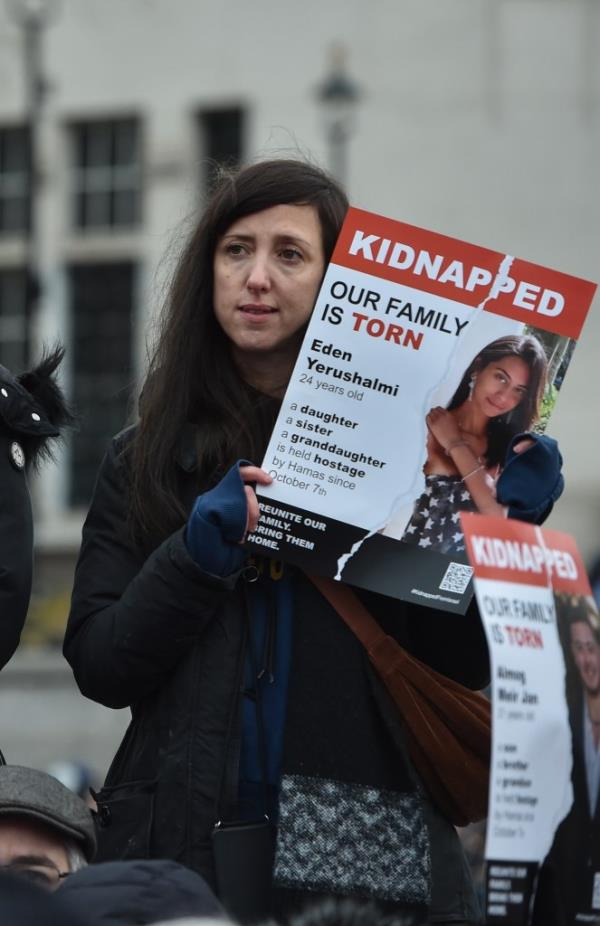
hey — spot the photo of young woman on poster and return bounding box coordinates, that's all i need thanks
[400,333,549,554]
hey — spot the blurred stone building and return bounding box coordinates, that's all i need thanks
[0,0,598,645]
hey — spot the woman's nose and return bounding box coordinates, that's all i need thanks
[246,256,271,293]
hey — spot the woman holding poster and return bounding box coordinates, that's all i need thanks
[63,159,561,926]
[401,334,550,554]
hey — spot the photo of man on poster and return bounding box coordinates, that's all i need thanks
[533,595,600,926]
[569,605,600,820]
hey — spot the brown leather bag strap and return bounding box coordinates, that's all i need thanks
[306,572,488,708]
[306,572,389,655]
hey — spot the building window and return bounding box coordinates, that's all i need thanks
[71,119,141,230]
[69,262,134,506]
[199,107,245,190]
[0,127,31,235]
[0,268,28,371]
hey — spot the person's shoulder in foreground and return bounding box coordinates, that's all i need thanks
[58,858,227,925]
[0,870,87,926]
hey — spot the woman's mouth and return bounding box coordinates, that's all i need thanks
[239,304,277,316]
[486,397,505,413]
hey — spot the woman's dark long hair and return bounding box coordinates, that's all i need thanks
[129,159,348,544]
[447,334,548,469]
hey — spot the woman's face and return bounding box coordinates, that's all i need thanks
[213,204,325,369]
[472,355,530,418]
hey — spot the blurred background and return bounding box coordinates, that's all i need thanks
[0,0,598,871]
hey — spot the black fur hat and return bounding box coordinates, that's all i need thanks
[0,346,74,468]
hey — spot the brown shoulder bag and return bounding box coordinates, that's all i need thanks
[308,573,491,827]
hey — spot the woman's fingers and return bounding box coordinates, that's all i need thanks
[239,465,273,486]
[512,438,535,454]
[239,466,273,538]
[426,407,447,430]
[426,406,444,424]
[244,485,261,535]
[426,407,463,451]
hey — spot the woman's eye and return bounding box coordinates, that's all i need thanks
[279,247,302,262]
[225,243,246,257]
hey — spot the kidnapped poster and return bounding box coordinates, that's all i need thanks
[245,207,596,614]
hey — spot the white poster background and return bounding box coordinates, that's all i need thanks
[474,576,573,863]
[259,262,522,541]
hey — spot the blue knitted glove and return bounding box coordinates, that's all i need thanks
[496,433,564,525]
[185,461,252,577]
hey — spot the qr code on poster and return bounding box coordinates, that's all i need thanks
[592,872,600,910]
[439,562,473,595]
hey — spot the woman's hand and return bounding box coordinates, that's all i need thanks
[512,437,535,455]
[185,463,273,577]
[426,407,462,452]
[239,465,273,538]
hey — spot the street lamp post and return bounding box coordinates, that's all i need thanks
[8,0,57,367]
[316,46,360,188]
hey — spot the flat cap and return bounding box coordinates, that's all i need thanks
[0,765,96,862]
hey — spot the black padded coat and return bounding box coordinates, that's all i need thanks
[64,428,490,923]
